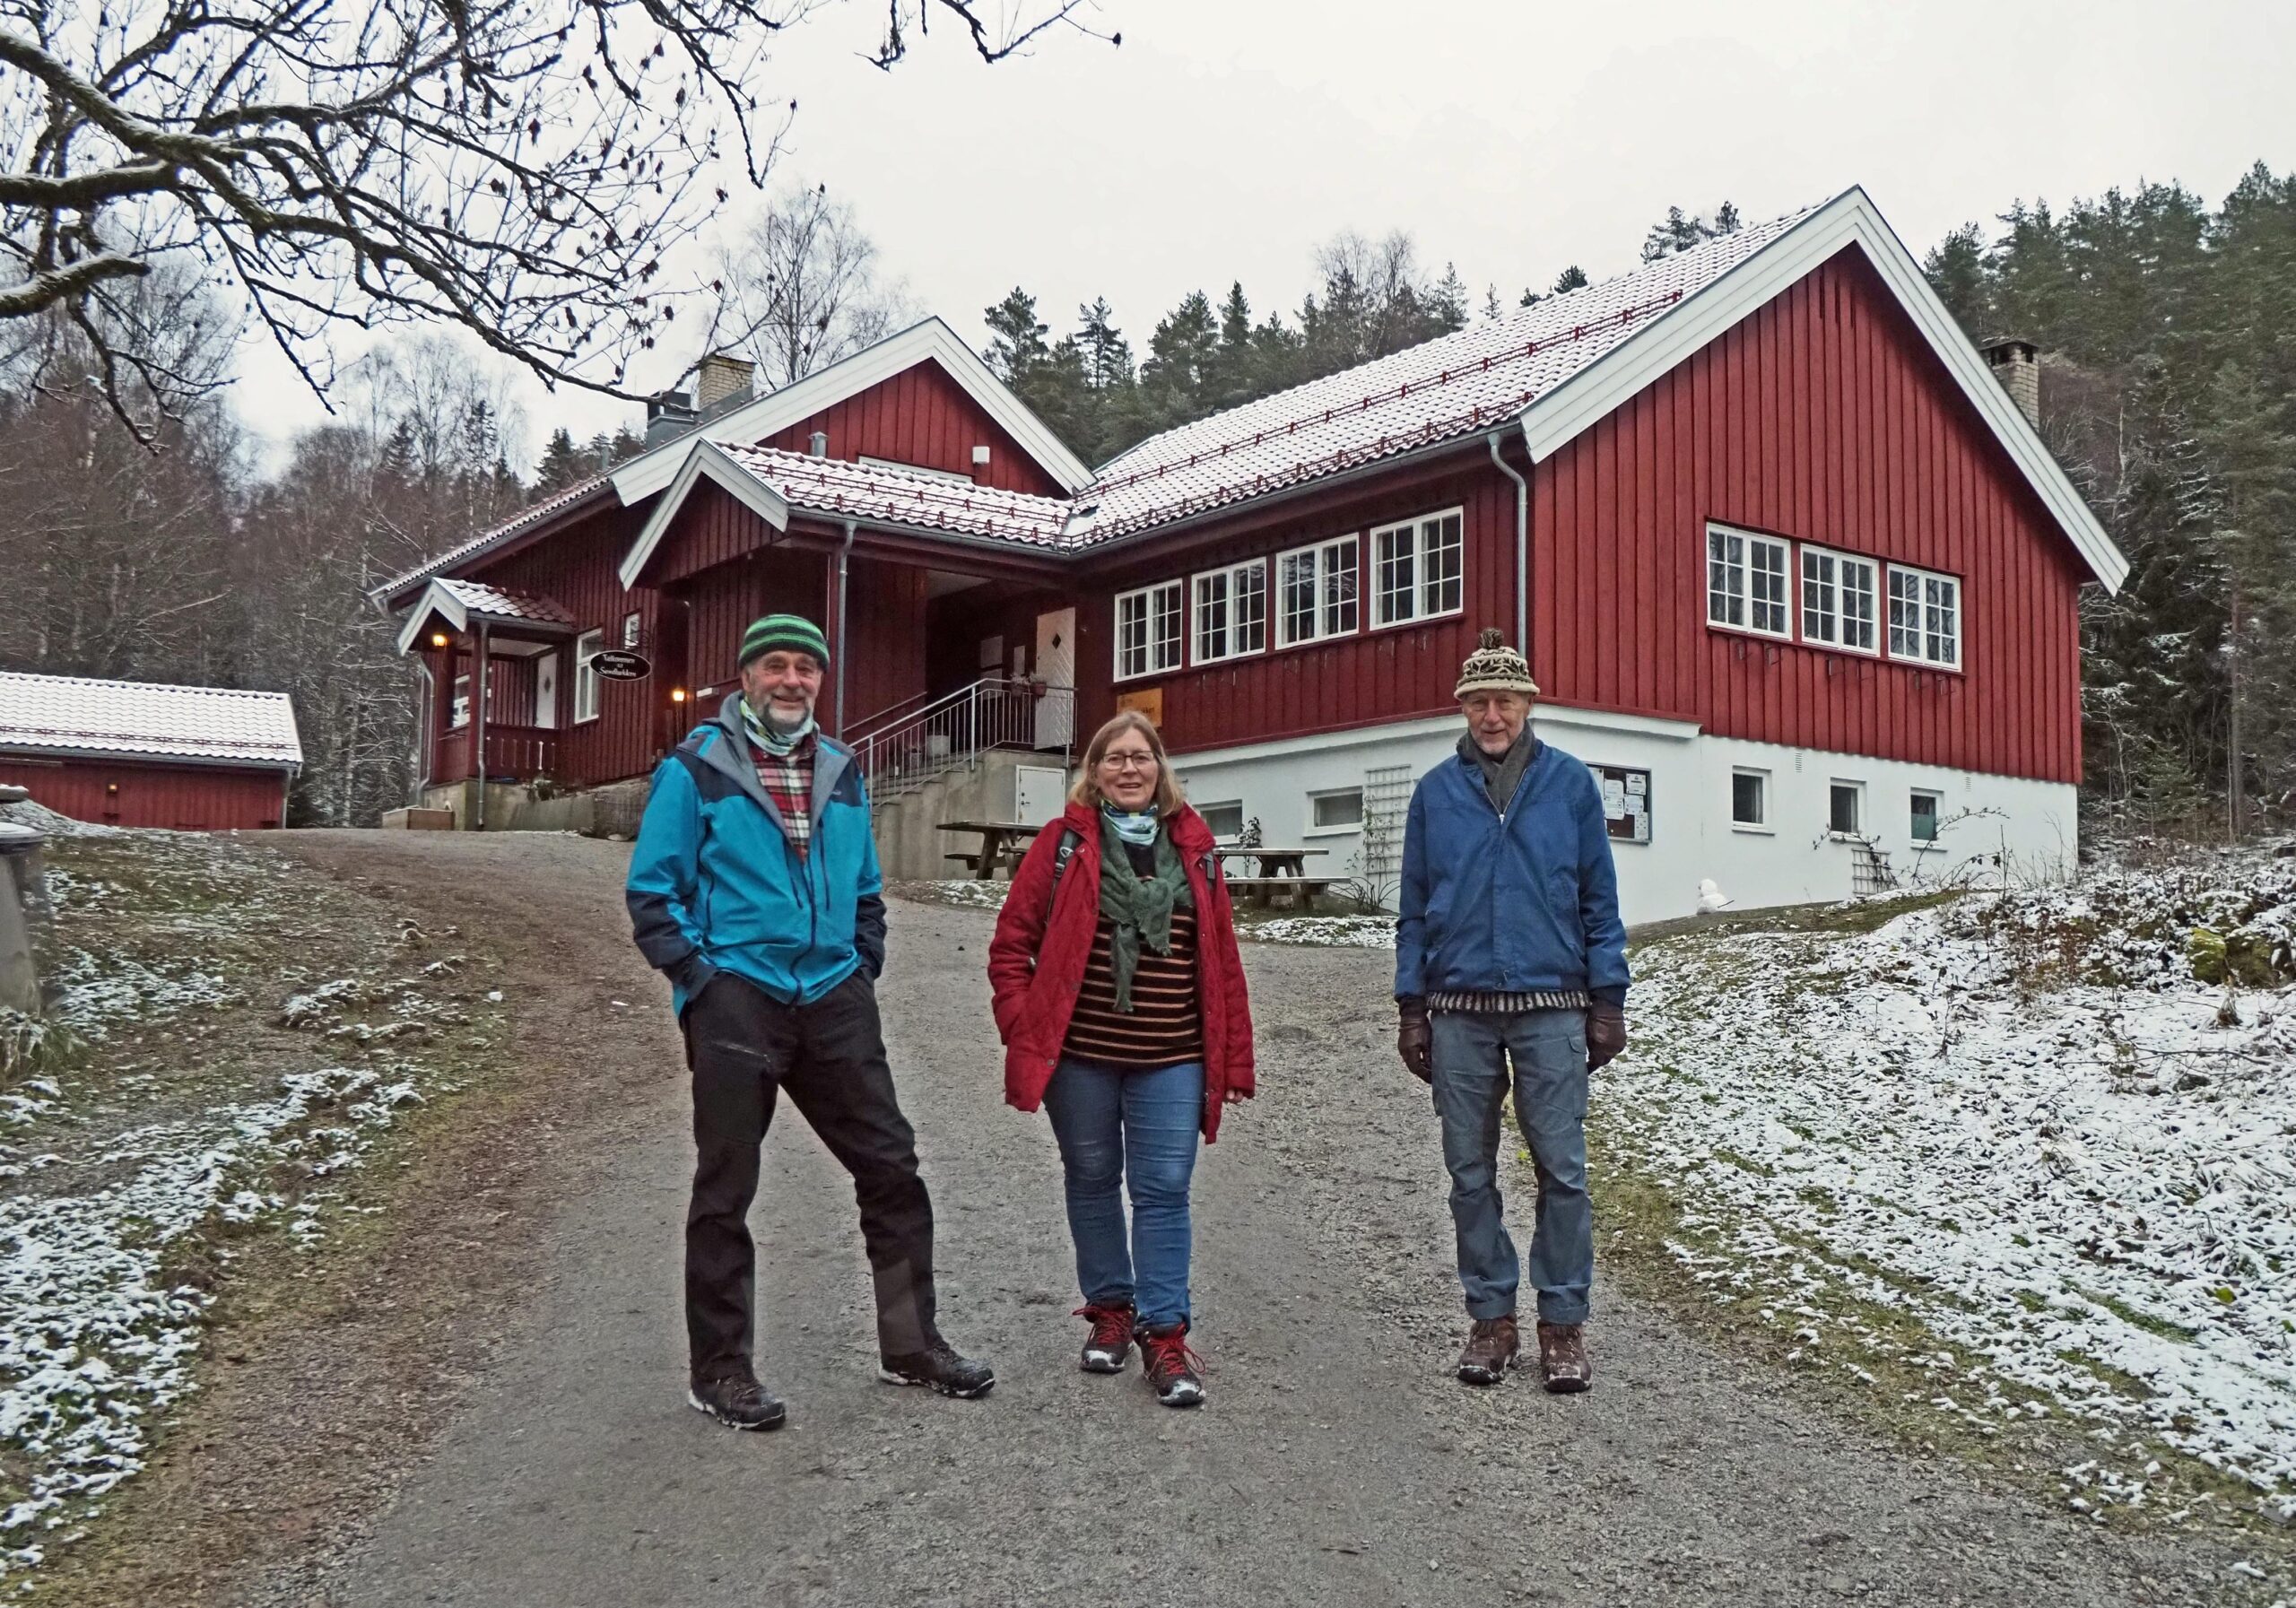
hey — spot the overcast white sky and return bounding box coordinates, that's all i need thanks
[231,0,2295,465]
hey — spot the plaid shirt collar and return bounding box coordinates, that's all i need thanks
[746,731,816,857]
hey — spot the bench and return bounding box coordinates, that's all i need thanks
[1222,876,1338,913]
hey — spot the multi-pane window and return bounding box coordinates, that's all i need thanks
[1370,508,1465,627]
[573,630,604,723]
[1276,537,1359,648]
[1801,547,1879,652]
[1115,580,1185,681]
[1193,561,1267,664]
[1706,524,1791,637]
[1732,769,1768,827]
[1888,565,1961,668]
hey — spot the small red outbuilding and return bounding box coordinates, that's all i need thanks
[0,672,302,830]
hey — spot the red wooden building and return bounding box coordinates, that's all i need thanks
[377,188,2124,918]
[0,672,301,830]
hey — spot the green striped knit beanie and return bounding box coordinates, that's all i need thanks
[739,613,831,669]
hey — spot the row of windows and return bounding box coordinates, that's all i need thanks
[1113,508,1465,681]
[1731,769,1944,842]
[1706,522,1962,670]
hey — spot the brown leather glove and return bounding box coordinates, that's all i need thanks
[1396,997,1431,1083]
[1587,1000,1627,1070]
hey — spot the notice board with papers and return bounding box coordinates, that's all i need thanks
[1587,763,1652,845]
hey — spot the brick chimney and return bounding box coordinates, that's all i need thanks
[695,351,756,413]
[1981,337,2039,428]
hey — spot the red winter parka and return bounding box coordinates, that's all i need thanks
[987,801,1256,1142]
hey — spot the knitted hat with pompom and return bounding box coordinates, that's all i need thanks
[1454,627,1539,699]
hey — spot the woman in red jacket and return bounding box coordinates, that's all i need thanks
[988,710,1255,1407]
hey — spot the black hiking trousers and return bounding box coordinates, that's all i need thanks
[680,969,937,1380]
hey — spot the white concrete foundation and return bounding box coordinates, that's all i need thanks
[1170,709,2078,926]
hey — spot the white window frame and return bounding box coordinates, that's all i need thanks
[1191,561,1268,665]
[1705,523,1792,639]
[1195,799,1246,841]
[621,611,643,648]
[1305,786,1365,836]
[1828,779,1866,839]
[1730,767,1770,833]
[573,628,604,724]
[1800,545,1880,655]
[1887,563,1962,670]
[1370,507,1465,630]
[1275,536,1361,648]
[1909,788,1944,845]
[1114,579,1185,682]
[448,675,472,730]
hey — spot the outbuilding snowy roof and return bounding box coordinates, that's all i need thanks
[0,672,302,768]
[720,446,1074,547]
[1064,205,1816,545]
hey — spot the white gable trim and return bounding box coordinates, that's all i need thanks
[1515,187,2127,594]
[609,318,1091,503]
[617,440,792,591]
[393,578,472,656]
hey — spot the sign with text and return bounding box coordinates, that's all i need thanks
[1116,687,1164,726]
[590,650,652,682]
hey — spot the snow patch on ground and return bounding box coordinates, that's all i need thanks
[1613,855,2296,1525]
[1244,915,1396,948]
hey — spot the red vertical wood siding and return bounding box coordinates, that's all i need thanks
[1073,462,1513,753]
[1529,249,2086,785]
[1,757,288,830]
[758,361,1066,496]
[475,501,673,783]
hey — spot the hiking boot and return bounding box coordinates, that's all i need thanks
[1076,1302,1136,1374]
[1456,1315,1520,1385]
[1536,1320,1593,1394]
[879,1335,996,1399]
[688,1367,787,1431]
[1137,1322,1205,1407]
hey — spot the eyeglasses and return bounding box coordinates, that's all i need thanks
[1099,752,1159,771]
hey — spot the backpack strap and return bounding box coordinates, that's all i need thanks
[1044,827,1083,917]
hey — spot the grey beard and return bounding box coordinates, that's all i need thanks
[761,702,813,736]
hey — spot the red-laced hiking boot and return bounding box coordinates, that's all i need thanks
[1456,1316,1521,1385]
[1136,1322,1205,1408]
[1076,1303,1136,1374]
[1536,1321,1593,1394]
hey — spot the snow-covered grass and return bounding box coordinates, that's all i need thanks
[0,816,501,1583]
[1608,850,2296,1543]
[1241,914,1396,948]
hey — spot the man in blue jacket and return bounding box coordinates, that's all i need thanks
[628,613,992,1430]
[1396,628,1630,1393]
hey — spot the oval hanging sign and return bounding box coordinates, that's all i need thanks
[590,649,652,681]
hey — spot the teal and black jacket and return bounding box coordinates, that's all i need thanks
[625,695,886,1013]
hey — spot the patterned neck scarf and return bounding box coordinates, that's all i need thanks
[742,697,816,759]
[1101,803,1160,847]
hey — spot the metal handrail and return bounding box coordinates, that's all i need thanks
[851,676,1074,805]
[843,683,946,743]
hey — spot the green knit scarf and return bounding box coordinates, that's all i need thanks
[1096,812,1194,1012]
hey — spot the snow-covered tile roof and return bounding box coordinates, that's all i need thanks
[375,476,613,599]
[0,672,302,768]
[433,578,576,626]
[1064,205,1818,545]
[718,444,1074,548]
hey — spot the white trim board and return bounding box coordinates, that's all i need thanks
[1514,186,2128,594]
[617,441,793,591]
[1170,701,1701,771]
[609,318,1091,503]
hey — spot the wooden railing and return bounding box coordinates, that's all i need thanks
[432,724,560,786]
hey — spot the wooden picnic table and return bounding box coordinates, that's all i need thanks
[1210,846,1332,879]
[937,819,1045,881]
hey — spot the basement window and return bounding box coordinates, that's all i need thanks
[1910,789,1942,843]
[1196,800,1245,840]
[1731,769,1769,830]
[1308,787,1364,833]
[1830,781,1864,837]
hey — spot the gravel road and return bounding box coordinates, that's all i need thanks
[288,833,2239,1608]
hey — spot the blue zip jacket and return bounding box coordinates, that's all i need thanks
[1395,736,1630,1004]
[625,695,886,1013]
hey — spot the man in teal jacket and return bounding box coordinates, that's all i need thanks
[1395,629,1630,1395]
[628,613,992,1430]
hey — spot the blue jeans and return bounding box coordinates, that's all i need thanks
[1431,1009,1593,1326]
[1041,1057,1205,1330]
